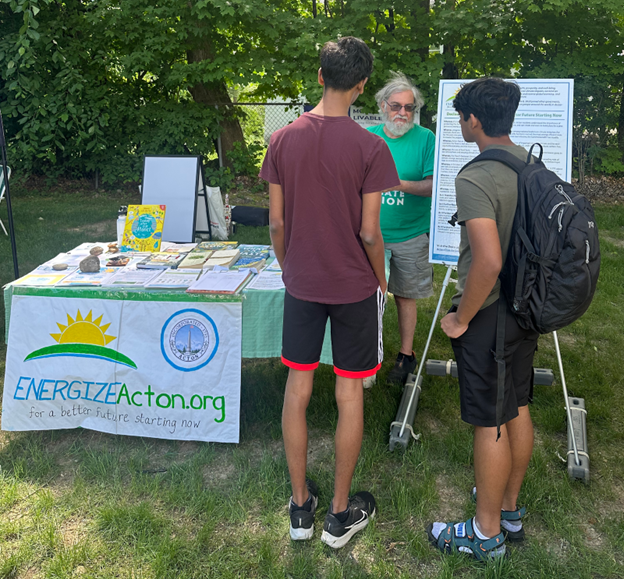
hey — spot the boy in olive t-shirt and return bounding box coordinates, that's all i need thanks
[427,78,539,561]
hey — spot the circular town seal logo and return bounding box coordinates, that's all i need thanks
[160,309,219,372]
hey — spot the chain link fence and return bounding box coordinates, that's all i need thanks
[232,102,304,149]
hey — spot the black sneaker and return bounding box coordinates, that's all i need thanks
[321,491,376,549]
[289,479,319,540]
[386,351,417,384]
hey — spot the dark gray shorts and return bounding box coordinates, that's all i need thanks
[385,233,434,300]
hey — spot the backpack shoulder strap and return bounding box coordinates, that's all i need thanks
[459,149,528,176]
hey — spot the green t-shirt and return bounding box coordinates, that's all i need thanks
[452,144,529,309]
[367,124,436,243]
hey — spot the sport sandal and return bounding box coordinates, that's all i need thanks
[471,487,526,542]
[426,518,506,561]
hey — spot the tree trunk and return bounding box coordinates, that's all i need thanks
[441,0,459,80]
[187,46,246,171]
[442,45,458,79]
[619,80,624,158]
[411,0,431,126]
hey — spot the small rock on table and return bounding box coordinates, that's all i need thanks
[79,255,100,273]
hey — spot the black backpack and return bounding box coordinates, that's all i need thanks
[458,144,600,437]
[460,144,601,334]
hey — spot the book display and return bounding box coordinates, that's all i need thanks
[8,241,276,295]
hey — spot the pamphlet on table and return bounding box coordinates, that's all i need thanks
[187,270,252,294]
[57,268,117,286]
[102,268,161,287]
[245,270,285,291]
[145,269,204,289]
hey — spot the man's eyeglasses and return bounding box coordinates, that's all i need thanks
[385,101,416,113]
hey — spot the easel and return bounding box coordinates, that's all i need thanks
[387,265,590,483]
[388,265,454,450]
[142,155,212,243]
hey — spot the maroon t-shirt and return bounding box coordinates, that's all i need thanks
[259,113,400,304]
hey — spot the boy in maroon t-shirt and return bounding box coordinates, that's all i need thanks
[259,37,399,548]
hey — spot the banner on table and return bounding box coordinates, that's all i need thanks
[430,78,574,265]
[1,295,242,442]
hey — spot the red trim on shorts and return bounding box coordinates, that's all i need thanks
[281,355,319,371]
[333,363,381,379]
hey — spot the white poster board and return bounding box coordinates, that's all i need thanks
[429,79,574,265]
[142,156,210,243]
[2,295,242,442]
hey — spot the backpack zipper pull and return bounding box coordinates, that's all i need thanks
[558,207,564,232]
[555,183,574,204]
[549,201,566,219]
[585,240,590,264]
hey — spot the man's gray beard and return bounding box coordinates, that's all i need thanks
[382,111,414,137]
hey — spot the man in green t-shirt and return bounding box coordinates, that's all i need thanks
[367,72,436,384]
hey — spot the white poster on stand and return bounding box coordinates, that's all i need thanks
[430,79,574,265]
[2,295,242,443]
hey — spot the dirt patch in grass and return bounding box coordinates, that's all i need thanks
[420,414,443,436]
[60,516,89,547]
[64,221,112,237]
[432,473,464,522]
[549,332,578,348]
[582,522,606,550]
[306,433,333,469]
[596,482,624,518]
[202,461,237,488]
[602,235,624,248]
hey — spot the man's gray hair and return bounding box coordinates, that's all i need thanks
[375,72,424,111]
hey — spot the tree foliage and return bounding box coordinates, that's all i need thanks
[0,0,623,184]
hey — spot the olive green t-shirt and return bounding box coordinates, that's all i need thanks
[452,144,529,309]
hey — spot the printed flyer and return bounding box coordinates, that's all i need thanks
[2,294,242,442]
[429,79,574,265]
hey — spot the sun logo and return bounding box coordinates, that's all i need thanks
[25,309,137,369]
[50,310,116,346]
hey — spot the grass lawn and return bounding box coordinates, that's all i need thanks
[1,192,623,578]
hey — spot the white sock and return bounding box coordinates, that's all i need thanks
[473,517,490,539]
[501,517,522,533]
[431,522,447,539]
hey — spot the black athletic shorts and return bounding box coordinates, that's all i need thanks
[450,299,539,427]
[282,288,384,378]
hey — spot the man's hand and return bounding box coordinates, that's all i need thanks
[382,177,432,197]
[440,312,469,338]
